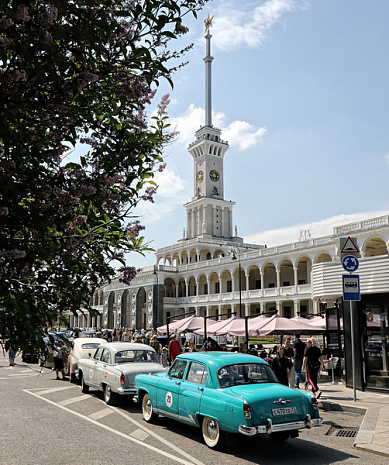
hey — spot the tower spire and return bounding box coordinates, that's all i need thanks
[204,14,214,127]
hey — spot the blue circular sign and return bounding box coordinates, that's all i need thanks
[342,255,359,272]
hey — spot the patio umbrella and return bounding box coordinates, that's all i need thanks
[194,316,243,336]
[257,315,325,336]
[290,316,326,330]
[157,315,218,334]
[227,314,277,336]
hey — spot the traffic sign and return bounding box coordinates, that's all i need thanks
[340,237,359,255]
[342,255,359,273]
[343,274,360,301]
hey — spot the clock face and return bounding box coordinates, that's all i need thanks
[196,170,204,182]
[209,169,219,182]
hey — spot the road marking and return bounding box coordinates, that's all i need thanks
[130,428,149,441]
[23,389,204,465]
[88,408,115,421]
[34,385,76,396]
[111,404,205,465]
[58,394,90,406]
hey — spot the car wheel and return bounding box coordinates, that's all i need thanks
[202,416,225,449]
[81,373,89,393]
[142,393,158,423]
[69,372,77,383]
[269,431,291,441]
[104,385,118,406]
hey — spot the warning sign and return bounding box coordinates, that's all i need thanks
[340,237,359,255]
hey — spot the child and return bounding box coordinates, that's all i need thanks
[161,347,168,368]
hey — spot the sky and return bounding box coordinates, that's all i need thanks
[124,0,389,268]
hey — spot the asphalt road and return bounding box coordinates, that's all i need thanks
[1,356,387,465]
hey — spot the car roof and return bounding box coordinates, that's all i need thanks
[176,351,268,368]
[102,342,155,352]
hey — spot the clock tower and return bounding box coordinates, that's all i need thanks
[184,17,235,240]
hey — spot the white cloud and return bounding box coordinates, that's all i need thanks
[223,121,267,150]
[211,0,299,51]
[134,169,187,224]
[244,210,389,247]
[171,105,266,151]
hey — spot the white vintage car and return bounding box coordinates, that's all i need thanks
[77,342,165,405]
[67,337,107,383]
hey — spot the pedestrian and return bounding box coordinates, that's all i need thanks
[149,335,161,355]
[293,333,306,388]
[200,336,221,351]
[283,337,295,388]
[121,328,131,342]
[168,334,181,363]
[8,347,16,366]
[161,347,168,368]
[271,346,289,386]
[303,338,324,398]
[112,328,118,341]
[53,341,67,380]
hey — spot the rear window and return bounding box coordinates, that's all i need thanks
[218,363,277,388]
[81,343,100,350]
[115,350,159,364]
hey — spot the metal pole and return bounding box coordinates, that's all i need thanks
[350,301,357,401]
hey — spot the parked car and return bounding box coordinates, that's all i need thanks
[77,343,166,405]
[67,337,107,383]
[136,352,322,449]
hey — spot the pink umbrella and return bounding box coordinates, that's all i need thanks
[290,316,326,330]
[257,315,325,336]
[158,315,218,334]
[194,316,243,336]
[228,314,277,336]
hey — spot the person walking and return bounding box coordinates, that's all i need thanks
[149,335,161,356]
[8,348,16,366]
[271,346,289,386]
[293,333,306,388]
[53,342,67,380]
[168,334,181,364]
[303,338,324,398]
[283,337,295,388]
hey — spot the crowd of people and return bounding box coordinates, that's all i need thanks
[257,333,325,398]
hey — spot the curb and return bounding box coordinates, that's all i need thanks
[319,400,389,458]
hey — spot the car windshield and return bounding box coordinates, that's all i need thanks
[115,350,159,364]
[217,363,278,388]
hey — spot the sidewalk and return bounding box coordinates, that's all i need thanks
[318,380,389,457]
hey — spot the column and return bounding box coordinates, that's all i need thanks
[220,206,224,237]
[293,300,299,317]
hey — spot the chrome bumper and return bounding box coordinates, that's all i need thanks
[239,414,323,436]
[117,387,136,394]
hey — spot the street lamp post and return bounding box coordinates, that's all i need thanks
[231,248,248,349]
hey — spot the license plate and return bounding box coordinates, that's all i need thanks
[272,407,297,416]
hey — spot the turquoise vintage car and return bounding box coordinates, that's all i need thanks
[136,352,322,449]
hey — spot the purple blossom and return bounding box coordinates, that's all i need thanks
[125,221,145,238]
[157,94,171,116]
[158,163,167,172]
[142,186,157,203]
[119,266,138,285]
[16,5,31,22]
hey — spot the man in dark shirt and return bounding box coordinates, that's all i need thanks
[293,333,306,389]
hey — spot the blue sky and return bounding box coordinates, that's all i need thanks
[127,0,389,268]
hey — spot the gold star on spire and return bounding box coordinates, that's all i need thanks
[204,14,215,32]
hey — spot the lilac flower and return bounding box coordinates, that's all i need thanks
[126,220,145,238]
[158,163,167,172]
[119,266,138,285]
[16,5,31,22]
[142,186,157,203]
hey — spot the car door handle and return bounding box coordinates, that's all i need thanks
[198,387,204,392]
[175,381,181,385]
